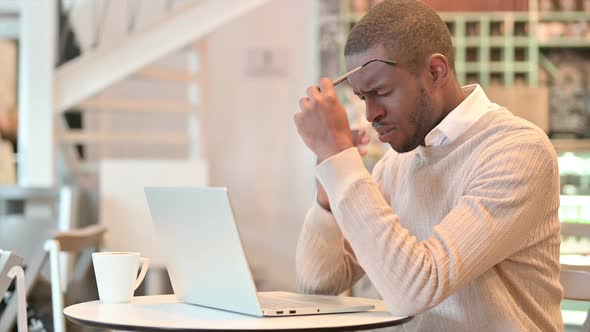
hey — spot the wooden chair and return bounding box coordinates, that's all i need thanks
[0,249,26,332]
[44,224,107,332]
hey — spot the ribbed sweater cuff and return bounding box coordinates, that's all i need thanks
[316,147,371,204]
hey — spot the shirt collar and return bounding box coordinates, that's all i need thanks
[424,84,492,147]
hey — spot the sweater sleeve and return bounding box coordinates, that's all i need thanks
[296,149,391,295]
[316,142,559,316]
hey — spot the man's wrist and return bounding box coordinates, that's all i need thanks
[317,144,354,164]
[315,178,331,212]
[316,196,331,212]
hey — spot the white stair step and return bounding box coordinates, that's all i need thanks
[77,97,193,113]
[58,131,189,145]
[135,66,199,83]
[54,0,271,112]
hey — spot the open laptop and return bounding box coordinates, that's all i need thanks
[144,186,375,317]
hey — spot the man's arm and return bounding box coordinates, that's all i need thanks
[296,149,388,295]
[295,199,365,295]
[317,140,560,316]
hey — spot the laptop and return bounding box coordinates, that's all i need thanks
[144,186,375,317]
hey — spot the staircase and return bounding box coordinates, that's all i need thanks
[9,0,271,187]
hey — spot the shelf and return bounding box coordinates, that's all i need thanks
[552,139,590,152]
[539,12,590,22]
[539,39,590,48]
[349,11,532,23]
[439,12,530,21]
[513,37,532,45]
[462,37,530,47]
[489,63,504,71]
[464,37,481,46]
[484,62,531,71]
[343,4,588,90]
[461,63,530,72]
[488,37,506,46]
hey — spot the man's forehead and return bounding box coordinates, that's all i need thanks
[346,60,395,90]
[345,46,389,70]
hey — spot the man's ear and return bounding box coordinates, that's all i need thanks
[427,53,449,87]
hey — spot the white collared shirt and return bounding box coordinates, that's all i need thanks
[424,84,501,147]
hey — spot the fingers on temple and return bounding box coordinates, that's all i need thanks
[352,128,366,138]
[358,147,368,156]
[352,129,370,145]
[360,134,370,144]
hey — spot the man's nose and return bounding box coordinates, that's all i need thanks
[365,99,385,123]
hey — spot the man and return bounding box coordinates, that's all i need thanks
[293,1,563,331]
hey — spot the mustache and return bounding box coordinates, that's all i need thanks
[372,122,391,131]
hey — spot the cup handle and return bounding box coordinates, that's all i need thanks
[133,257,150,291]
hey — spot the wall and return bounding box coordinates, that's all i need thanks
[204,0,317,291]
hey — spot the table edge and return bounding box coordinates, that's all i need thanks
[64,312,414,332]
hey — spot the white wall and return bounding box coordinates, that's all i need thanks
[204,0,317,291]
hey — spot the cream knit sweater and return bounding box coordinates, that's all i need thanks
[296,109,563,331]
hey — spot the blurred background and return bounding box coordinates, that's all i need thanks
[0,0,589,331]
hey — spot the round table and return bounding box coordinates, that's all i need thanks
[64,295,412,331]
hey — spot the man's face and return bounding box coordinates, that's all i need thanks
[346,46,434,153]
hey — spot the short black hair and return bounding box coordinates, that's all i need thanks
[344,0,454,74]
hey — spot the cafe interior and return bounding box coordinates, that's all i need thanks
[1,0,590,331]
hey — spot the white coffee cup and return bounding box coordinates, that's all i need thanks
[92,252,150,303]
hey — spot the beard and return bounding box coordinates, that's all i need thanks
[395,86,432,153]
